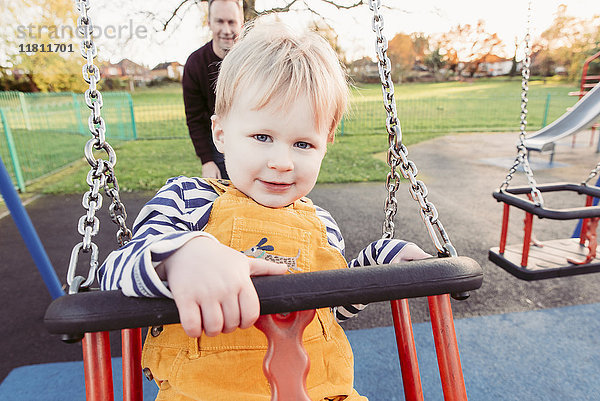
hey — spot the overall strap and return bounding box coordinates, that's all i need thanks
[202,178,231,196]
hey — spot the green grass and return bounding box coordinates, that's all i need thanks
[33,135,391,194]
[13,78,580,195]
[32,129,458,194]
[1,129,88,184]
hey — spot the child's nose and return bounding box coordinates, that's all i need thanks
[267,150,293,171]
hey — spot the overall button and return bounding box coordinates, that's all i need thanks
[143,367,153,381]
[150,325,163,337]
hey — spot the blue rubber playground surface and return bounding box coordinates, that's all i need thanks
[2,302,599,401]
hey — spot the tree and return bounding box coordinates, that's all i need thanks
[2,0,87,92]
[435,21,505,77]
[387,33,416,81]
[152,0,367,32]
[533,4,600,81]
[466,30,503,77]
[434,23,473,76]
[386,32,430,82]
[424,48,444,75]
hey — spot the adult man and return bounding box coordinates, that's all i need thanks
[182,0,244,179]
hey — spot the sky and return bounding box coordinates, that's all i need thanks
[87,0,598,68]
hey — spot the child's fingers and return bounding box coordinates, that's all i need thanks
[248,258,288,277]
[174,297,203,338]
[238,281,260,329]
[392,243,432,263]
[221,295,242,334]
[201,301,225,337]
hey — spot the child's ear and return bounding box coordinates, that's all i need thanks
[211,115,225,153]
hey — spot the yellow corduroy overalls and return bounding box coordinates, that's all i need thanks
[141,179,367,401]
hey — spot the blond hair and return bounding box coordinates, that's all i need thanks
[214,20,348,142]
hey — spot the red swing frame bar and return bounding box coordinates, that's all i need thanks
[81,297,465,401]
[48,257,482,401]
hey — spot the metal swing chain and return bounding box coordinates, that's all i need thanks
[368,0,456,257]
[583,161,600,185]
[499,1,544,206]
[67,0,132,294]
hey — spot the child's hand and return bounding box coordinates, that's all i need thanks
[390,243,432,263]
[160,236,288,338]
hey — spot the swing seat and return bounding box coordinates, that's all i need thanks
[489,183,600,280]
[489,238,600,280]
[46,257,482,336]
[45,257,482,401]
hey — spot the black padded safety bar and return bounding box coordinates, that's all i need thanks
[45,256,482,336]
[493,183,600,219]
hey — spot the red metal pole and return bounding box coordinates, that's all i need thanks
[521,212,534,267]
[580,196,594,245]
[122,328,143,401]
[390,299,424,401]
[428,294,468,401]
[499,203,510,254]
[82,331,114,401]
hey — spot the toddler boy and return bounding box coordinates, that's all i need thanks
[100,20,428,401]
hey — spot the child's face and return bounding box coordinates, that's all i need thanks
[212,91,328,208]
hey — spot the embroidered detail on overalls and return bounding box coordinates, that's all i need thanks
[242,237,302,272]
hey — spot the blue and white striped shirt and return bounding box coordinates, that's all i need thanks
[98,176,409,321]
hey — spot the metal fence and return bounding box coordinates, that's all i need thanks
[0,91,136,191]
[0,90,577,191]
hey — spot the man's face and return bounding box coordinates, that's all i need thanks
[208,0,243,58]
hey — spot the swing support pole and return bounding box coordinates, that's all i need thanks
[0,156,64,300]
[428,294,468,401]
[122,328,144,401]
[521,212,534,267]
[390,299,424,401]
[82,331,114,401]
[499,203,510,254]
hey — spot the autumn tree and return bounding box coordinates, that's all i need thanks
[435,20,505,77]
[386,32,430,82]
[387,33,416,81]
[2,0,87,92]
[424,48,444,75]
[532,4,600,80]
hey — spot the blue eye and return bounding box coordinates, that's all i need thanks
[254,134,270,142]
[295,141,312,149]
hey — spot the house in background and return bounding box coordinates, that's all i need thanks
[100,59,152,88]
[479,54,515,76]
[347,56,380,83]
[151,62,184,81]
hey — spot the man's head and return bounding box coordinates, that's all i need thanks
[207,0,244,59]
[211,21,349,207]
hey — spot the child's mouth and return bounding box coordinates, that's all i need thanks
[260,180,292,191]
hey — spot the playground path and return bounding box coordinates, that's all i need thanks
[2,130,600,383]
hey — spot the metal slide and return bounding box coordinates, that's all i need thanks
[524,83,600,153]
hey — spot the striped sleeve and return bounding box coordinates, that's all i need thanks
[98,176,219,298]
[315,206,407,322]
[335,238,409,321]
[314,205,409,321]
[314,205,345,257]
